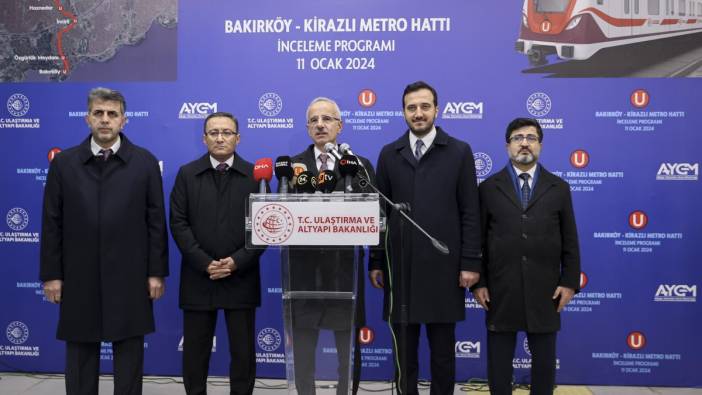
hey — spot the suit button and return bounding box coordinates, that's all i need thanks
[522,256,527,263]
[521,233,528,239]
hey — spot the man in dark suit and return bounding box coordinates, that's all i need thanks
[40,87,169,395]
[170,112,264,395]
[472,118,580,395]
[289,97,376,395]
[370,81,482,394]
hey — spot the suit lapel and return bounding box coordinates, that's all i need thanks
[393,132,418,169]
[494,168,523,210]
[527,167,557,210]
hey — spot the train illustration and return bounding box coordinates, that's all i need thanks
[516,0,702,65]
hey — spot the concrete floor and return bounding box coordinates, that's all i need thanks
[1,373,701,394]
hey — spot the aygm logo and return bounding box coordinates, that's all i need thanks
[358,89,376,108]
[473,152,493,178]
[6,207,29,231]
[626,331,646,350]
[656,163,698,181]
[6,321,29,345]
[442,101,483,119]
[570,149,589,169]
[179,102,217,119]
[7,93,30,117]
[628,210,648,230]
[358,327,374,345]
[526,92,551,117]
[630,89,650,108]
[654,284,696,302]
[454,340,480,358]
[257,327,282,352]
[259,92,283,117]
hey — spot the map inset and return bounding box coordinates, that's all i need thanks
[0,0,177,82]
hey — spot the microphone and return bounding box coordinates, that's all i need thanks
[253,158,273,194]
[339,143,366,168]
[291,162,307,188]
[316,170,338,193]
[295,170,317,193]
[337,154,359,193]
[323,142,343,161]
[274,156,293,193]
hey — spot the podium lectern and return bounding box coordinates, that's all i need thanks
[247,193,382,395]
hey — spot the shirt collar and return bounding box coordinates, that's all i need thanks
[313,145,337,164]
[209,154,234,169]
[409,126,437,150]
[90,135,121,156]
[512,163,537,179]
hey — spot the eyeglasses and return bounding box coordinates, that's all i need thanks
[206,130,238,138]
[509,134,539,144]
[307,115,340,125]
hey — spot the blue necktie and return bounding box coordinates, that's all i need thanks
[414,139,425,160]
[519,173,531,209]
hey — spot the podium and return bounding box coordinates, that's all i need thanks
[247,193,382,394]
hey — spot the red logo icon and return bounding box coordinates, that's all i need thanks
[570,149,589,169]
[541,20,552,32]
[630,89,650,108]
[580,272,588,289]
[628,210,648,230]
[48,147,62,162]
[358,327,375,345]
[358,89,376,108]
[627,331,646,350]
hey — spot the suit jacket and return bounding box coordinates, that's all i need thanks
[40,133,169,342]
[288,145,376,329]
[477,164,580,333]
[170,153,264,310]
[370,127,481,323]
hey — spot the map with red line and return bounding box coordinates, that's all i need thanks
[0,0,177,82]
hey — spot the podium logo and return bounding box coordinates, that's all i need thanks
[474,152,493,178]
[6,208,29,231]
[6,321,29,345]
[48,147,62,163]
[627,331,646,350]
[580,272,588,289]
[656,163,698,181]
[442,101,483,119]
[178,102,217,119]
[654,284,696,302]
[628,210,648,230]
[455,340,480,358]
[358,327,375,345]
[526,92,551,117]
[358,89,376,108]
[259,92,283,117]
[257,328,282,352]
[253,204,294,244]
[7,93,30,117]
[630,89,650,108]
[570,150,589,169]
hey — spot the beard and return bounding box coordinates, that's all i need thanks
[512,151,536,165]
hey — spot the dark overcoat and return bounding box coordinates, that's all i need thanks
[288,145,376,329]
[477,165,580,333]
[40,134,169,342]
[169,153,264,310]
[370,127,481,323]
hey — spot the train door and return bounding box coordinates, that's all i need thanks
[596,0,613,40]
[624,0,635,38]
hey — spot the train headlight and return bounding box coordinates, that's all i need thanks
[522,14,528,27]
[565,15,582,30]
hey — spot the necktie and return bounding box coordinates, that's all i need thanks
[414,139,425,160]
[216,162,229,173]
[519,173,531,209]
[98,149,113,161]
[319,153,329,171]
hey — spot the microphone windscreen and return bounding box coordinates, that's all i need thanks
[338,155,359,177]
[317,170,338,193]
[295,170,317,193]
[274,156,293,179]
[253,158,273,182]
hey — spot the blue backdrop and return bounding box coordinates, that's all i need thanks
[1,0,700,387]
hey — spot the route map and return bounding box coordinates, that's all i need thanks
[0,0,177,82]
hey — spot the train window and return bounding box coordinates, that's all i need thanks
[635,0,640,13]
[649,0,660,14]
[679,0,685,15]
[625,0,630,13]
[534,0,569,12]
[597,0,603,4]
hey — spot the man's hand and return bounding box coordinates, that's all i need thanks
[369,270,384,289]
[208,258,236,280]
[473,287,490,311]
[553,286,575,312]
[43,280,63,304]
[147,277,165,300]
[459,271,480,288]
